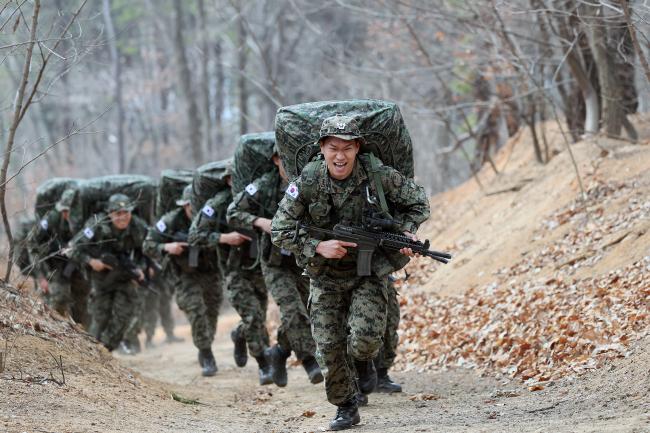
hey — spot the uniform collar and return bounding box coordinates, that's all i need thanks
[321,158,367,193]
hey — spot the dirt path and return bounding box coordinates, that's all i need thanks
[102,311,648,433]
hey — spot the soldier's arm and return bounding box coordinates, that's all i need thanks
[143,212,173,261]
[226,183,261,230]
[188,200,222,249]
[26,212,56,278]
[380,166,431,234]
[68,215,104,265]
[271,177,320,259]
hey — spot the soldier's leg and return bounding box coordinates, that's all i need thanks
[348,275,387,395]
[176,273,214,350]
[47,273,74,317]
[201,272,223,344]
[158,284,177,339]
[99,283,137,351]
[70,271,91,329]
[375,280,402,392]
[88,280,112,344]
[226,271,269,358]
[121,288,145,354]
[310,276,355,406]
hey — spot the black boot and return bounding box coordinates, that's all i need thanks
[198,348,218,377]
[255,354,273,385]
[355,392,368,407]
[301,356,324,384]
[354,359,377,394]
[267,345,290,387]
[231,328,248,368]
[375,367,402,393]
[329,399,360,431]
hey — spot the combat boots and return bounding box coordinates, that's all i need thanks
[267,345,290,387]
[255,354,273,385]
[329,399,360,431]
[301,356,324,384]
[375,367,402,393]
[231,328,248,367]
[354,359,377,394]
[198,348,218,377]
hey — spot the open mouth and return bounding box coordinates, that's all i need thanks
[333,161,347,168]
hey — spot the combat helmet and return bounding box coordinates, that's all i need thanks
[176,185,193,207]
[318,115,365,143]
[106,193,135,212]
[55,188,76,212]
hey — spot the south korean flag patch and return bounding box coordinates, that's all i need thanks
[39,219,48,231]
[83,227,94,239]
[245,183,258,196]
[202,205,215,218]
[156,219,167,233]
[286,183,299,200]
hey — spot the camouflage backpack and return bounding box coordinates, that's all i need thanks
[231,132,276,195]
[34,177,80,218]
[191,159,231,212]
[156,169,194,217]
[274,99,414,180]
[13,215,36,276]
[77,175,157,224]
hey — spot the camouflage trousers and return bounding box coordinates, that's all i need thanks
[261,261,315,360]
[310,273,388,406]
[44,269,90,328]
[176,271,223,350]
[226,269,269,358]
[142,283,175,339]
[88,278,138,351]
[377,281,399,370]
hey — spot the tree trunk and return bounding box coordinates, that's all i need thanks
[588,4,625,137]
[1,0,40,282]
[236,2,249,135]
[102,0,125,173]
[173,0,203,164]
[213,41,225,154]
[197,0,212,156]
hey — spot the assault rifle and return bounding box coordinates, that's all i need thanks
[100,253,158,294]
[300,223,452,277]
[157,230,201,268]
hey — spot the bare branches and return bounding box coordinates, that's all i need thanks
[621,0,650,84]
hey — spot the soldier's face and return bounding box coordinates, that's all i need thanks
[61,210,70,221]
[320,137,360,180]
[110,210,132,230]
[183,203,192,219]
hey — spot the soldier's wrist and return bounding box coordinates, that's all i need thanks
[303,238,320,258]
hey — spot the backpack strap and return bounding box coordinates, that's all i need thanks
[363,153,391,218]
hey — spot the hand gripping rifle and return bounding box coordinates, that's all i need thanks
[300,223,452,277]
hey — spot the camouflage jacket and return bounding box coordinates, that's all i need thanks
[187,189,232,271]
[69,213,149,283]
[27,209,75,278]
[226,168,293,267]
[271,154,430,277]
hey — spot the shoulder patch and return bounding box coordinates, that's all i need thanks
[202,205,215,218]
[39,219,48,230]
[83,227,94,239]
[286,183,299,199]
[245,183,258,196]
[156,219,167,233]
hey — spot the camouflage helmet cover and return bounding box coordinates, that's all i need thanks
[318,114,364,143]
[55,188,76,211]
[175,184,193,207]
[106,193,135,213]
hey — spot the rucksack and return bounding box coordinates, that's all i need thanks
[34,177,80,218]
[231,132,276,195]
[78,175,157,224]
[191,159,231,211]
[156,169,194,217]
[274,99,414,179]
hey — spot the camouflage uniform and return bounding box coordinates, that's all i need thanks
[28,190,90,326]
[227,169,316,361]
[271,152,429,406]
[69,196,149,351]
[143,204,223,352]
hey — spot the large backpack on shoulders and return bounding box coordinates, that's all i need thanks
[157,169,194,217]
[231,132,276,195]
[274,99,414,179]
[191,159,231,211]
[34,177,80,218]
[78,175,157,224]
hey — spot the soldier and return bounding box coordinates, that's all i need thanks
[144,185,245,376]
[226,146,323,388]
[187,175,273,384]
[69,193,149,351]
[271,115,430,430]
[28,189,90,326]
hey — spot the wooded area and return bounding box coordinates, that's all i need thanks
[1,0,649,244]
